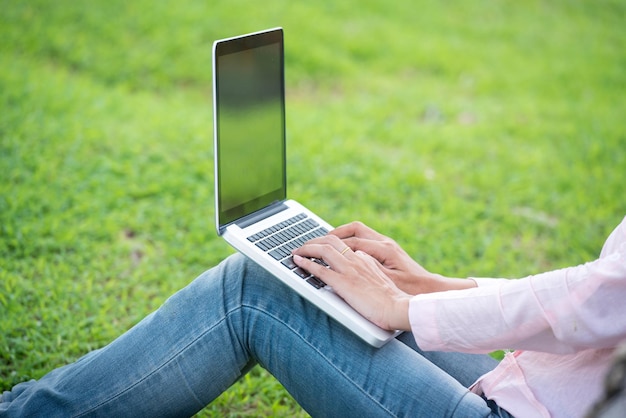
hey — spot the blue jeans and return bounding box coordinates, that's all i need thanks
[1,254,511,417]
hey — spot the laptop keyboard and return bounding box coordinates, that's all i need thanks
[247,213,329,289]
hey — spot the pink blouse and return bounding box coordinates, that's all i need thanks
[409,216,626,417]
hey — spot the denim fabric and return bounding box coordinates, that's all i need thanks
[1,254,511,417]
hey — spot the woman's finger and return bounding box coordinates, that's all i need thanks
[293,241,354,272]
[330,221,388,241]
[292,254,338,283]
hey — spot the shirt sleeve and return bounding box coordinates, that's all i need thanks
[409,216,626,354]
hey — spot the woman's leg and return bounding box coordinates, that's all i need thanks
[1,254,499,417]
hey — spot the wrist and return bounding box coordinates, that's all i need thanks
[388,294,412,331]
[410,273,477,294]
[433,274,477,292]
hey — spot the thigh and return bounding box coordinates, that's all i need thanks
[236,256,497,417]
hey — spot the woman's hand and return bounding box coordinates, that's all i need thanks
[292,221,477,330]
[330,222,473,295]
[292,235,412,331]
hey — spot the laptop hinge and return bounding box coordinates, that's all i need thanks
[235,201,288,229]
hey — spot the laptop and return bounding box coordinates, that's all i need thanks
[212,27,400,347]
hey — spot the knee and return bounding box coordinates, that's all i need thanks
[221,253,259,275]
[214,253,267,287]
[156,254,254,319]
[191,253,270,298]
[176,253,287,319]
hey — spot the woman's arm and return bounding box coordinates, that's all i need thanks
[411,219,626,354]
[295,217,626,354]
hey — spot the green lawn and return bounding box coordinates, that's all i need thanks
[1,0,625,416]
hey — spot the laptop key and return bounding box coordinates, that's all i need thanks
[307,277,326,289]
[293,268,309,279]
[281,256,297,269]
[269,249,283,260]
[255,241,272,251]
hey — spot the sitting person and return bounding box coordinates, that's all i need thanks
[1,216,625,417]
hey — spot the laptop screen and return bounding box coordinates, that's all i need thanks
[213,28,286,227]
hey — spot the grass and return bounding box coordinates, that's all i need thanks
[1,0,625,416]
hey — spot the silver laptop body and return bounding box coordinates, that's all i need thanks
[212,27,400,347]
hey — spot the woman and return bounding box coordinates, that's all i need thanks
[2,217,625,417]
